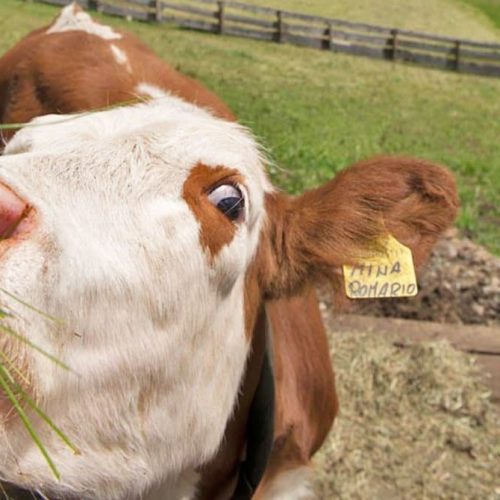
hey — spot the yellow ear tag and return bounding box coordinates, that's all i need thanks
[342,234,418,299]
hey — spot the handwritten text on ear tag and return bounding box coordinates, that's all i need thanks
[342,234,418,299]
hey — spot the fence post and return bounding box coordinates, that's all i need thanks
[390,29,399,60]
[155,0,162,23]
[217,1,225,35]
[324,22,333,50]
[276,10,285,43]
[454,40,461,71]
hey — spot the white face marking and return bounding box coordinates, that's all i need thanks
[46,3,122,40]
[0,98,272,498]
[110,43,132,73]
[259,467,314,499]
[136,82,170,101]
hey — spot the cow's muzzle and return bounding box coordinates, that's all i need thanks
[0,183,31,241]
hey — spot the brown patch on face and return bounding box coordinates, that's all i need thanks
[182,163,245,260]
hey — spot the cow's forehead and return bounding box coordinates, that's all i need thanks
[4,98,273,196]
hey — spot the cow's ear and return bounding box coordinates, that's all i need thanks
[258,156,459,299]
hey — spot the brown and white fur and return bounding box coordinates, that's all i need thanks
[0,5,459,499]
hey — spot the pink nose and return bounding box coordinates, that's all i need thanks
[0,183,28,240]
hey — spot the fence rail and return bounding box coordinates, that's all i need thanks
[37,0,500,77]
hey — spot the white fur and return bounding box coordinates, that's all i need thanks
[110,44,132,73]
[47,3,122,40]
[136,82,170,101]
[261,467,315,500]
[0,97,272,498]
[143,470,198,500]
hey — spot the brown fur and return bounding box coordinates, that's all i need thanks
[182,163,242,261]
[0,12,233,143]
[253,286,338,498]
[0,8,459,498]
[249,156,457,491]
[258,156,459,300]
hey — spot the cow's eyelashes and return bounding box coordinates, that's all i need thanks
[207,184,245,222]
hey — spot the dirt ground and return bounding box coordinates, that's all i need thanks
[319,230,500,326]
[313,232,500,499]
[314,324,500,499]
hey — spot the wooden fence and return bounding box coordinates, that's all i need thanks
[38,0,500,78]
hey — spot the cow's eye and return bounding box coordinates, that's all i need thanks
[208,184,245,222]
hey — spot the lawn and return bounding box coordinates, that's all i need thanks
[243,0,500,39]
[460,0,500,29]
[0,0,499,253]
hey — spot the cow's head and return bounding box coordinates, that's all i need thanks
[0,98,458,497]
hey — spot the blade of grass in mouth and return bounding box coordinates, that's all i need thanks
[0,363,60,480]
[1,363,79,456]
[0,350,30,386]
[0,289,62,325]
[0,324,71,372]
[0,320,79,480]
[0,96,151,132]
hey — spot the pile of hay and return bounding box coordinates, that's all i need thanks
[315,330,500,499]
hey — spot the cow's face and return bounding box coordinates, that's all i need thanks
[0,100,271,497]
[0,98,458,498]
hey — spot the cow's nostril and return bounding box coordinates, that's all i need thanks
[0,184,29,240]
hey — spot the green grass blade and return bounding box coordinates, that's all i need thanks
[0,289,62,324]
[0,308,13,319]
[0,364,60,480]
[0,324,71,372]
[0,98,142,132]
[15,385,80,455]
[1,360,79,455]
[0,350,31,386]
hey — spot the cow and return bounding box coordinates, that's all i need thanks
[0,4,459,499]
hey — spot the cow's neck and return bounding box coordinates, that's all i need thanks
[195,305,275,499]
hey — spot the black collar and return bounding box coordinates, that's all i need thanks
[231,316,275,499]
[0,485,43,499]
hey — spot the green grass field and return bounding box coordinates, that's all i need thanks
[0,0,499,253]
[244,0,500,39]
[460,0,500,29]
